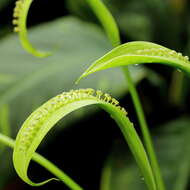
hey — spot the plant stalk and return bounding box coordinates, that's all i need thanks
[122,67,165,190]
[0,133,83,190]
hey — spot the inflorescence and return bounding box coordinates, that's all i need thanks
[18,89,127,152]
[135,48,189,63]
[13,0,24,32]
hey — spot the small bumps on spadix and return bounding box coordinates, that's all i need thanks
[135,48,189,63]
[76,41,190,83]
[18,89,127,152]
[12,0,51,57]
[13,0,23,32]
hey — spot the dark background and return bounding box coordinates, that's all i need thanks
[1,0,190,190]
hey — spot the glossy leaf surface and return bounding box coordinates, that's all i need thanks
[78,41,190,82]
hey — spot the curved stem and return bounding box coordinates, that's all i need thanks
[85,0,121,47]
[0,105,10,156]
[100,163,112,190]
[0,133,83,190]
[122,68,165,190]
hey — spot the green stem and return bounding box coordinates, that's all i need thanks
[169,70,184,106]
[0,104,11,156]
[85,0,121,47]
[122,68,165,190]
[100,162,112,190]
[0,133,83,190]
[85,1,165,190]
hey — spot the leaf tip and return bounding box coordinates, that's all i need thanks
[37,51,52,58]
[75,73,87,84]
[75,78,81,85]
[33,177,60,186]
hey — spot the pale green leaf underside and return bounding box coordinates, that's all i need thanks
[13,89,156,190]
[77,41,190,82]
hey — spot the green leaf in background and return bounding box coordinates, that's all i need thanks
[0,17,147,188]
[0,105,10,156]
[0,17,148,136]
[100,118,190,190]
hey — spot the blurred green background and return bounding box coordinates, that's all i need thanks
[0,0,190,190]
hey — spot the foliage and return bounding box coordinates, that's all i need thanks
[0,0,190,190]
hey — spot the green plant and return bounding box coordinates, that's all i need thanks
[12,89,156,190]
[13,0,51,57]
[0,0,190,190]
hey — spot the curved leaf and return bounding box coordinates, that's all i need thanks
[13,0,51,57]
[13,89,156,190]
[77,41,190,82]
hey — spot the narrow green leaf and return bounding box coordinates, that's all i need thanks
[13,0,51,57]
[13,89,156,190]
[77,41,190,83]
